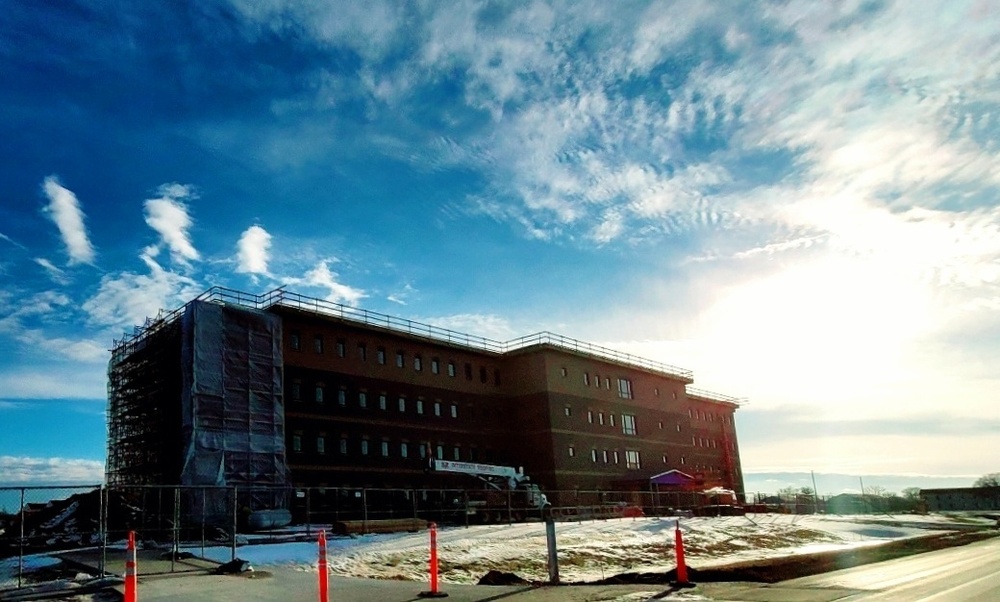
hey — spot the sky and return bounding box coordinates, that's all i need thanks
[1,0,999,491]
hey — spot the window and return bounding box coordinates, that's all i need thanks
[605,378,610,389]
[434,401,441,416]
[676,424,681,432]
[568,446,575,457]
[594,373,600,388]
[680,456,686,465]
[448,362,456,377]
[359,392,367,409]
[662,454,668,464]
[599,412,605,425]
[291,381,302,401]
[625,450,641,470]
[415,399,424,415]
[340,437,348,455]
[617,378,633,399]
[377,347,386,365]
[315,386,325,404]
[431,359,440,374]
[654,387,660,396]
[436,445,444,460]
[610,414,615,427]
[361,438,369,456]
[450,404,457,418]
[622,414,637,436]
[613,451,619,464]
[464,363,473,380]
[587,411,593,424]
[584,372,590,386]
[316,435,326,455]
[314,335,324,353]
[381,440,389,457]
[590,449,598,463]
[396,351,405,368]
[560,367,567,377]
[337,389,346,406]
[290,332,301,351]
[564,406,572,417]
[401,442,409,458]
[358,343,367,361]
[398,397,406,412]
[453,446,460,461]
[292,434,302,453]
[602,450,608,463]
[658,421,663,430]
[379,394,387,410]
[419,443,427,459]
[414,356,422,371]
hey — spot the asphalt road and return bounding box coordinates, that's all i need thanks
[700,534,1000,601]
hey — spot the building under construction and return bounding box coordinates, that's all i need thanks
[107,287,744,499]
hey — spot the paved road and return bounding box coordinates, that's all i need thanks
[699,534,1000,601]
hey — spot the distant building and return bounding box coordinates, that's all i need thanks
[921,487,1000,511]
[106,288,744,499]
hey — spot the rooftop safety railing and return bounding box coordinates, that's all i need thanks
[112,286,695,381]
[686,387,746,405]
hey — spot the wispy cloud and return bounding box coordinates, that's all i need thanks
[144,183,199,265]
[34,257,70,284]
[0,232,26,250]
[41,176,95,265]
[289,260,366,306]
[236,224,272,277]
[0,456,104,485]
[83,253,201,328]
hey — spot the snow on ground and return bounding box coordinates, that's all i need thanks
[0,553,63,588]
[197,513,976,584]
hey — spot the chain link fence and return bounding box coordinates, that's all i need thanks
[1,484,916,594]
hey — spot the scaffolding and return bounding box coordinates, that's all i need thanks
[106,299,287,510]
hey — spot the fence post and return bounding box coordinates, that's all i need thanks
[99,485,107,577]
[545,518,559,584]
[306,488,312,537]
[171,487,180,572]
[506,488,512,525]
[18,487,25,589]
[231,486,238,562]
[201,487,207,559]
[362,488,368,534]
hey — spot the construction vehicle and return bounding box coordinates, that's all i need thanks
[428,458,549,523]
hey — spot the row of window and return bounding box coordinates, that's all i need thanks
[289,383,461,418]
[563,407,640,436]
[291,434,479,462]
[289,332,501,386]
[689,408,732,425]
[692,436,736,451]
[565,447,643,470]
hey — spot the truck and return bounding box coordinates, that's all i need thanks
[428,458,550,523]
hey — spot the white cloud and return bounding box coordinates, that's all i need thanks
[41,176,95,265]
[34,257,69,284]
[83,253,201,328]
[418,313,518,343]
[0,456,104,485]
[236,224,272,276]
[144,183,200,265]
[0,231,26,249]
[287,260,366,306]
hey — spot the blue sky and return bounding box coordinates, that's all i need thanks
[2,1,999,492]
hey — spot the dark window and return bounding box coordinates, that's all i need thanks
[336,339,345,357]
[450,404,457,418]
[416,400,424,415]
[414,356,422,371]
[431,359,440,374]
[358,343,367,361]
[315,386,324,404]
[401,442,409,458]
[290,332,301,351]
[381,440,389,457]
[292,434,302,453]
[447,362,456,377]
[314,336,324,353]
[291,381,302,401]
[316,436,326,455]
[377,347,386,365]
[340,437,348,455]
[359,392,367,408]
[379,394,387,410]
[337,389,346,407]
[396,351,405,368]
[464,363,473,380]
[434,401,441,416]
[361,439,369,456]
